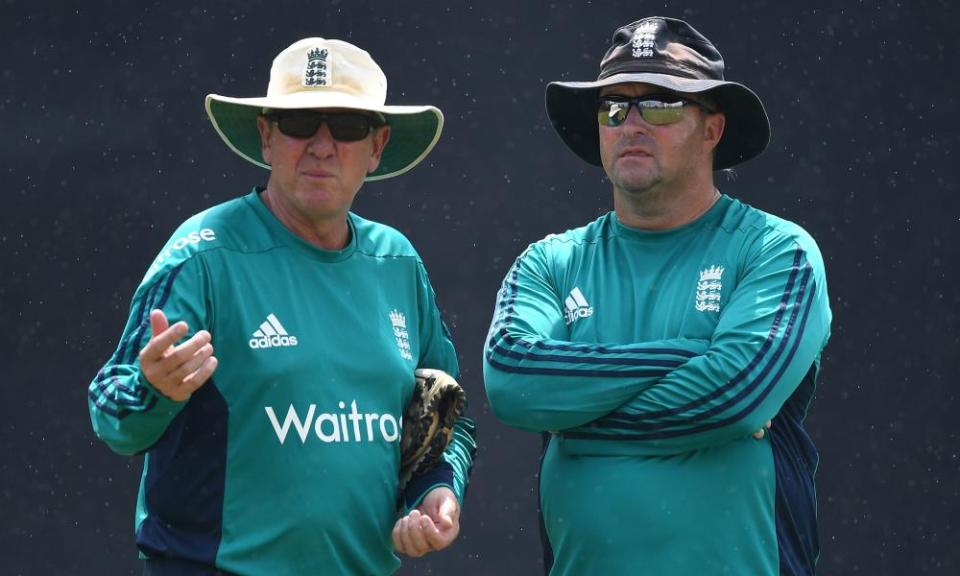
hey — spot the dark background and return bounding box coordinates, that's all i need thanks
[3,1,957,574]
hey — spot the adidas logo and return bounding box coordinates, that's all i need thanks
[564,287,594,325]
[249,313,299,349]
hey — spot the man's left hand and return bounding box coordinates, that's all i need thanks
[752,420,773,440]
[392,487,460,557]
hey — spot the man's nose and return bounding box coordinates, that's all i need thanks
[306,122,337,155]
[621,104,652,131]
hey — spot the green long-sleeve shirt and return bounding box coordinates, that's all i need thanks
[484,195,830,575]
[89,188,476,575]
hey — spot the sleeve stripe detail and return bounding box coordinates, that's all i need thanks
[89,265,184,419]
[487,247,529,340]
[88,279,166,417]
[87,388,159,418]
[92,277,165,395]
[602,248,808,424]
[485,354,674,378]
[530,339,700,358]
[489,336,688,368]
[488,329,697,362]
[568,272,817,440]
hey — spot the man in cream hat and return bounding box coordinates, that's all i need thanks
[484,17,831,575]
[88,38,475,575]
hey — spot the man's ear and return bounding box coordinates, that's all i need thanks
[257,115,273,166]
[367,125,391,174]
[703,111,726,153]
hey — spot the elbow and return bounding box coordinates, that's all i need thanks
[483,368,514,422]
[483,368,553,432]
[488,394,523,430]
[482,362,527,429]
[89,412,148,457]
[92,426,146,457]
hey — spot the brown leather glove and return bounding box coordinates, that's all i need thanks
[398,368,466,494]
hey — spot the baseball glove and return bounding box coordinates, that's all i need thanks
[398,368,466,494]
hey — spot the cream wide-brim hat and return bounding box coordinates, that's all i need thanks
[205,38,443,181]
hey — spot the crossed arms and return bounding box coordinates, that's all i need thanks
[483,233,831,456]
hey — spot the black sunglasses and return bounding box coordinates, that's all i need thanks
[598,94,715,127]
[262,110,385,141]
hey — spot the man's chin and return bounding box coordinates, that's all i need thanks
[612,172,660,195]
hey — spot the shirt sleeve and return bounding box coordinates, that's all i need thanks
[87,256,212,456]
[561,232,832,455]
[402,260,477,511]
[483,242,709,433]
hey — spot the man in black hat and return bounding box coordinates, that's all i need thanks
[484,17,832,575]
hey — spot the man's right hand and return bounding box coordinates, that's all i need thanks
[139,309,218,402]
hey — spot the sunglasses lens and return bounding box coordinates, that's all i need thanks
[639,102,685,125]
[272,112,376,141]
[326,115,373,141]
[598,101,630,127]
[276,114,324,138]
[598,98,689,127]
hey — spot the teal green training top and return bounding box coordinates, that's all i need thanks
[484,195,831,575]
[88,188,476,575]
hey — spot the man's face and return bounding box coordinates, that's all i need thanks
[257,109,390,223]
[597,83,723,196]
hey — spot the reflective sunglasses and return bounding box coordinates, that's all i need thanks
[261,110,385,141]
[597,95,714,127]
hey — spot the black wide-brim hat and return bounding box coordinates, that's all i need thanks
[546,17,770,171]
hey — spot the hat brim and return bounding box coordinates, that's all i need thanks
[545,73,770,171]
[205,93,443,181]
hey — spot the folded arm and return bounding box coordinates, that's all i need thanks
[483,243,709,432]
[563,235,832,454]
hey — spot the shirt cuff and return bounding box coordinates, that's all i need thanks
[401,462,455,513]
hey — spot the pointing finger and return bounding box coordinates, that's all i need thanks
[149,309,169,337]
